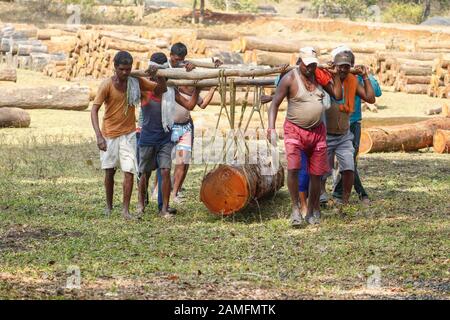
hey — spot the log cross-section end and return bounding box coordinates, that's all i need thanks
[200,165,250,216]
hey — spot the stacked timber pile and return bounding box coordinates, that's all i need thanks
[0,66,17,82]
[231,36,382,67]
[59,30,161,80]
[0,25,75,72]
[374,51,443,95]
[359,117,450,154]
[428,54,450,98]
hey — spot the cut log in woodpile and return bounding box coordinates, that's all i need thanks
[359,118,450,154]
[195,29,254,42]
[200,163,284,215]
[433,129,450,153]
[238,36,300,53]
[0,67,17,82]
[0,85,90,110]
[0,107,30,128]
[401,84,430,94]
[425,106,442,115]
[253,50,297,66]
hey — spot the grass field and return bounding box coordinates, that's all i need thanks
[1,102,449,299]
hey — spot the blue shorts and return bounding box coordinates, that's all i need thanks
[298,151,310,192]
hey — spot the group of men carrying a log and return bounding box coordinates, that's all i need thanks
[91,42,381,227]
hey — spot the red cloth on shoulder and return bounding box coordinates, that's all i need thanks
[315,68,332,86]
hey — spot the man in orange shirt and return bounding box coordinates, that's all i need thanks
[91,51,166,219]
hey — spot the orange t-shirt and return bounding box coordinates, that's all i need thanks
[94,77,157,138]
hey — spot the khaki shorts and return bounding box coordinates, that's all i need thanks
[100,131,137,174]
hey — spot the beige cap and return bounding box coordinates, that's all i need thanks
[299,47,319,66]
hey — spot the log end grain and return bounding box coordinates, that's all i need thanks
[433,129,450,154]
[0,107,31,128]
[200,165,249,216]
[359,130,373,155]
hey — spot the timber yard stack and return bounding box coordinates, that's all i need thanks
[2,22,450,99]
[0,25,71,72]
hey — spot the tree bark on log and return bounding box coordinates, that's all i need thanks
[377,52,441,61]
[400,66,432,76]
[195,29,253,41]
[254,50,297,66]
[132,65,290,80]
[167,77,276,88]
[359,118,450,154]
[0,85,90,110]
[17,44,48,56]
[403,76,431,85]
[0,107,30,128]
[401,84,429,94]
[433,129,450,153]
[0,68,17,82]
[239,36,300,53]
[425,106,442,115]
[200,163,284,215]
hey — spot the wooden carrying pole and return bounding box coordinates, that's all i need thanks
[131,65,292,80]
[167,77,276,88]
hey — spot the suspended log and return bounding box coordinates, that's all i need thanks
[0,67,16,82]
[0,85,90,110]
[200,163,284,215]
[433,129,450,153]
[359,118,450,154]
[0,107,30,128]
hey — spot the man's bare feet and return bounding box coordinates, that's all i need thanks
[122,211,134,220]
[171,195,183,204]
[291,208,305,228]
[361,197,370,206]
[159,211,175,219]
[104,207,112,217]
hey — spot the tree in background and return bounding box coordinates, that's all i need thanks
[192,0,205,24]
[312,0,449,23]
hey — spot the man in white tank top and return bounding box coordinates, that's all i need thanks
[267,47,343,227]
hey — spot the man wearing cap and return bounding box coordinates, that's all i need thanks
[323,50,375,208]
[267,47,342,227]
[331,50,382,206]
